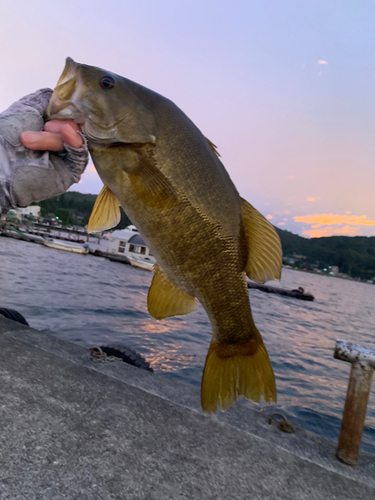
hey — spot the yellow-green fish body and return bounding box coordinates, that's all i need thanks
[47,58,282,412]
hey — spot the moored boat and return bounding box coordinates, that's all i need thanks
[43,239,89,254]
[247,281,314,301]
[128,256,156,272]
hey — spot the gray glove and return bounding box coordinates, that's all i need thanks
[0,88,89,216]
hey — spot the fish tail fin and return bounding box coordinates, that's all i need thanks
[201,330,276,413]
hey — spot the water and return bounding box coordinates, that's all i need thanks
[1,236,375,454]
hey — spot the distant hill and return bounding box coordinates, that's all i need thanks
[37,191,131,230]
[36,192,375,281]
[276,228,375,281]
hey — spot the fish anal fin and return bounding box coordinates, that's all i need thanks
[201,335,276,414]
[87,185,121,233]
[241,198,282,283]
[147,264,198,320]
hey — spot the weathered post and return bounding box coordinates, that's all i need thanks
[334,340,375,466]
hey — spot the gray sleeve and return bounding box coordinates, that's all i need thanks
[0,88,88,216]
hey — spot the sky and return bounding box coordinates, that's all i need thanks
[1,0,375,238]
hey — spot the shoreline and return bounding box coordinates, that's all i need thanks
[1,230,373,285]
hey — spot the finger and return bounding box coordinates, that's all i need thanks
[44,120,81,134]
[20,131,64,151]
[61,124,84,149]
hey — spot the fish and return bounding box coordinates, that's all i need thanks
[46,57,282,413]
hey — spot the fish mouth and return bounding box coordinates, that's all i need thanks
[46,91,122,143]
[45,89,86,124]
[45,57,85,123]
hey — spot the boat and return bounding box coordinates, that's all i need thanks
[128,256,156,272]
[247,281,314,301]
[43,239,89,254]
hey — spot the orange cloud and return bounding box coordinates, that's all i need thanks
[293,213,375,226]
[303,225,361,238]
[90,165,97,172]
[318,60,328,64]
[266,214,273,220]
[278,222,286,226]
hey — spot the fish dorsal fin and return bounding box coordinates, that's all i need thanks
[206,137,221,157]
[148,264,198,320]
[87,185,121,233]
[241,198,282,283]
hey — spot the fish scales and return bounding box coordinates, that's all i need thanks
[46,58,282,412]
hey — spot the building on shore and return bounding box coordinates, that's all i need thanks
[15,206,41,218]
[107,226,154,261]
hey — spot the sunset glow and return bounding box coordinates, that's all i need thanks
[293,213,375,238]
[294,214,375,226]
[303,225,361,238]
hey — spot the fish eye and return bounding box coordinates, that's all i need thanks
[100,76,116,90]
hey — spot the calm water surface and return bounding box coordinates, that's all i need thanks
[1,236,374,454]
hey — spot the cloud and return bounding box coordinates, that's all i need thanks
[306,197,320,202]
[293,213,375,226]
[346,211,351,214]
[318,60,328,65]
[278,222,286,226]
[303,225,361,238]
[266,214,273,220]
[90,165,97,172]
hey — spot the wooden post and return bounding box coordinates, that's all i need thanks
[334,341,375,466]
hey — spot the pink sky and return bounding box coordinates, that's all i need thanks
[1,0,375,238]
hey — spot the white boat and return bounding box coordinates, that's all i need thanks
[43,239,89,254]
[128,256,156,272]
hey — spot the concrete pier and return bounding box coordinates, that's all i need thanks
[0,316,374,499]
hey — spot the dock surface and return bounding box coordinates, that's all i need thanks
[0,316,374,499]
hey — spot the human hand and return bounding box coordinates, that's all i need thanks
[21,120,83,151]
[0,89,89,215]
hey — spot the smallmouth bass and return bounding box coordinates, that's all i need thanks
[46,58,282,413]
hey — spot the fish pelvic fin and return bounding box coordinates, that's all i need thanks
[241,198,282,283]
[201,332,276,414]
[147,264,199,320]
[87,185,121,233]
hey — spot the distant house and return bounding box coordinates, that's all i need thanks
[16,205,41,218]
[107,226,154,260]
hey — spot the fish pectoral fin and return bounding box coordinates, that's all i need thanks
[87,185,121,233]
[147,264,198,320]
[201,333,277,414]
[241,198,282,283]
